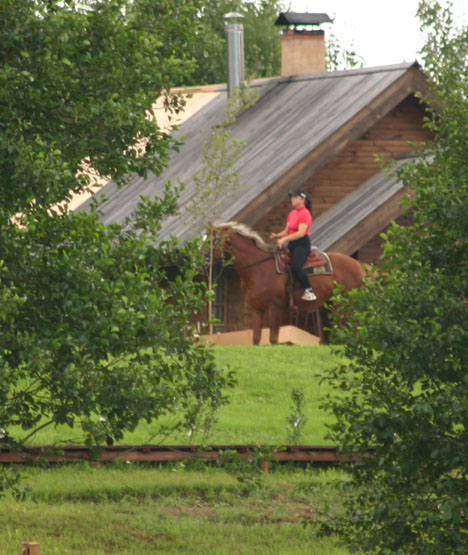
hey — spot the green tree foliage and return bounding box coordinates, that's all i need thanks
[189,1,363,86]
[1,0,206,210]
[0,0,233,489]
[285,387,308,445]
[317,2,468,552]
[189,0,286,85]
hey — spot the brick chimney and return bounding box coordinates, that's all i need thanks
[275,13,332,77]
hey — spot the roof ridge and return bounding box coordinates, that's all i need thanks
[170,62,421,95]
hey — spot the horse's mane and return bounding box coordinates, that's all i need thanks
[215,222,275,253]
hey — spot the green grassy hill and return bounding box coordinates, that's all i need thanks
[25,345,342,446]
[199,344,340,445]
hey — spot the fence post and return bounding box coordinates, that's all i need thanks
[21,543,40,555]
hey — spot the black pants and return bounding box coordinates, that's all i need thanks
[288,236,311,290]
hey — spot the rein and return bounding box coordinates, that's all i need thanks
[238,253,274,271]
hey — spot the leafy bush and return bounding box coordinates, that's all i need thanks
[318,3,468,552]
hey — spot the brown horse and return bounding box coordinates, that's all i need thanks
[214,222,366,345]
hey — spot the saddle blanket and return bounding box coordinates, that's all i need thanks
[275,246,333,276]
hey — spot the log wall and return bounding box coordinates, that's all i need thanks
[254,96,431,236]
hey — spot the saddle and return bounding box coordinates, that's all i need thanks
[275,246,332,276]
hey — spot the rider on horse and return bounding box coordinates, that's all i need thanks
[270,190,317,301]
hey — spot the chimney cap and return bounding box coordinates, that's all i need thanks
[274,12,332,26]
[224,12,244,20]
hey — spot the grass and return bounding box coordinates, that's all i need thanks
[19,345,343,447]
[0,463,350,554]
[205,345,340,445]
[1,345,351,553]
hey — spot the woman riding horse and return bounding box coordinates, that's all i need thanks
[215,222,366,345]
[270,190,316,301]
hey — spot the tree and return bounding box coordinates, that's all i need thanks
[188,0,286,86]
[0,0,233,495]
[187,86,259,333]
[0,0,204,211]
[326,32,364,71]
[188,0,363,86]
[317,2,468,552]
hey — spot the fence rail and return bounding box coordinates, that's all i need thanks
[0,444,361,465]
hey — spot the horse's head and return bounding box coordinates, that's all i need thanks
[211,222,274,264]
[211,223,238,261]
[198,224,236,264]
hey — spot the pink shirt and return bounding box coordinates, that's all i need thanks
[287,206,312,235]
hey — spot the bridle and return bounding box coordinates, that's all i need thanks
[217,230,275,271]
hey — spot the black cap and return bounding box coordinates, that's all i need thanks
[288,189,308,199]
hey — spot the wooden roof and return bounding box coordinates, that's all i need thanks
[78,62,428,243]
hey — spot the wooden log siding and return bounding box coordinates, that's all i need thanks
[311,98,431,217]
[223,267,253,332]
[254,95,432,239]
[357,212,413,263]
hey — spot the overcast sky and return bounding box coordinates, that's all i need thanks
[288,0,468,67]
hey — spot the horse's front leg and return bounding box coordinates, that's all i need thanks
[252,309,264,345]
[269,306,282,345]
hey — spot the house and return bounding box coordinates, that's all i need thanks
[77,14,433,336]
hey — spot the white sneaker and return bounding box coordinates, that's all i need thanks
[301,289,317,301]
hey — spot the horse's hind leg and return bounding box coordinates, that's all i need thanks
[252,309,264,345]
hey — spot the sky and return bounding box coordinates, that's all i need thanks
[289,0,468,67]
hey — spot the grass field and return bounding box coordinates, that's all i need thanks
[0,463,349,554]
[20,345,343,447]
[1,345,350,553]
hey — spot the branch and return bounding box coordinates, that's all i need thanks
[20,419,54,444]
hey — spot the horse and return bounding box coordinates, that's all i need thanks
[214,222,366,345]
